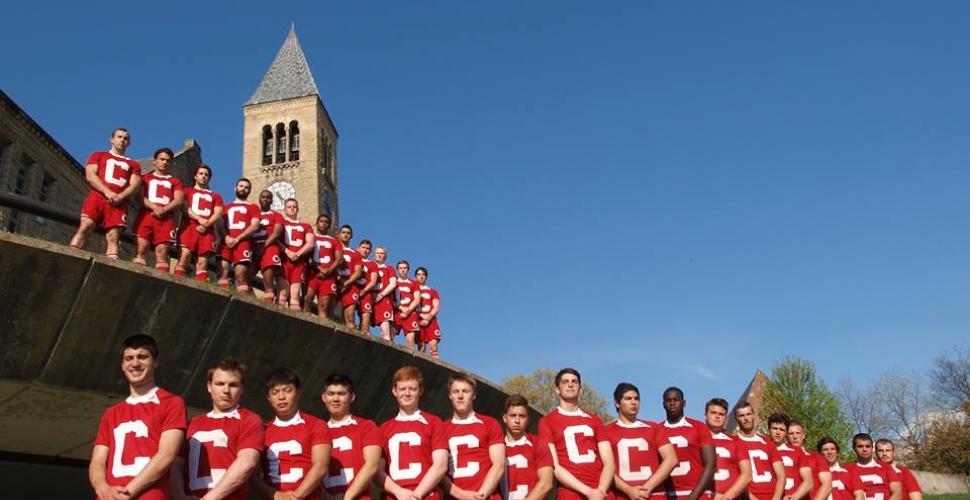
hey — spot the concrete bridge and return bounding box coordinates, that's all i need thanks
[0,231,528,495]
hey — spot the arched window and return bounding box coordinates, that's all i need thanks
[288,121,300,162]
[261,125,273,166]
[323,191,332,219]
[321,136,329,175]
[275,123,286,164]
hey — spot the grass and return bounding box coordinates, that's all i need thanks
[925,494,970,500]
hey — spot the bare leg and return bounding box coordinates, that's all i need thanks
[288,282,302,310]
[404,331,417,350]
[380,321,392,341]
[105,227,121,258]
[343,305,357,327]
[234,263,250,292]
[175,248,193,276]
[195,255,209,282]
[134,237,151,265]
[69,216,96,249]
[154,243,171,272]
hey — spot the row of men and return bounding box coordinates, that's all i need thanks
[92,334,922,500]
[66,129,443,356]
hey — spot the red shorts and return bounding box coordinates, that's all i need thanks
[80,191,128,229]
[308,273,338,296]
[420,318,441,343]
[219,239,253,264]
[281,258,307,284]
[340,284,360,309]
[374,297,395,325]
[134,211,176,245]
[257,243,282,270]
[358,291,374,314]
[395,310,420,333]
[178,224,217,256]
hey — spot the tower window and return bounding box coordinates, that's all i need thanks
[39,174,55,203]
[289,121,300,162]
[8,162,30,232]
[276,123,287,164]
[262,125,273,166]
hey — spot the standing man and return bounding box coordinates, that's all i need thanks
[337,225,363,326]
[71,128,142,258]
[503,395,554,500]
[89,334,186,500]
[703,398,751,500]
[415,267,442,358]
[253,190,284,303]
[133,147,183,271]
[440,374,506,500]
[766,414,812,500]
[252,367,332,500]
[373,247,398,341]
[816,438,857,500]
[217,178,261,292]
[732,401,785,500]
[603,383,678,500]
[321,373,382,500]
[845,434,902,500]
[304,214,342,320]
[175,164,224,282]
[787,423,832,500]
[538,368,615,500]
[394,260,422,350]
[356,239,380,333]
[278,198,315,311]
[171,360,263,500]
[655,387,716,500]
[876,439,923,500]
[377,366,449,500]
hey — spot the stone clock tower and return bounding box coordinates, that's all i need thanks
[242,24,338,224]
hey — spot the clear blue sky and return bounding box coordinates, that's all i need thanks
[4,1,969,421]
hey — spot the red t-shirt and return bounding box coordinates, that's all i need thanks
[223,200,260,239]
[377,264,396,293]
[141,172,182,210]
[710,430,745,495]
[505,434,553,500]
[891,463,922,496]
[254,210,283,245]
[379,411,449,491]
[262,412,332,495]
[93,388,187,499]
[829,462,861,500]
[183,187,224,222]
[735,433,781,498]
[656,417,715,497]
[776,443,810,496]
[339,246,363,283]
[87,151,142,193]
[182,407,264,500]
[845,460,899,500]
[538,407,607,492]
[442,413,504,497]
[312,234,342,269]
[603,419,665,497]
[325,415,382,499]
[282,219,314,254]
[419,286,440,316]
[800,447,827,499]
[358,259,379,288]
[396,278,420,310]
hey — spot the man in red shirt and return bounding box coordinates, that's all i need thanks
[373,247,398,341]
[603,383,678,500]
[816,438,858,500]
[441,374,506,500]
[175,164,224,282]
[767,414,813,500]
[279,198,315,310]
[846,433,902,500]
[304,214,342,320]
[253,190,284,303]
[538,367,615,500]
[415,267,442,358]
[655,387,716,500]
[733,401,785,500]
[876,439,922,500]
[322,373,382,500]
[787,423,832,500]
[355,239,380,333]
[503,394,554,500]
[89,334,186,500]
[71,128,143,258]
[703,398,751,500]
[394,260,422,350]
[171,360,263,500]
[377,366,449,500]
[337,224,363,326]
[133,147,183,271]
[217,178,261,292]
[251,367,332,500]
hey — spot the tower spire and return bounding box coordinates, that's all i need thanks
[245,25,320,106]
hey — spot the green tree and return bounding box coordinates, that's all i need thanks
[759,356,853,451]
[501,368,612,421]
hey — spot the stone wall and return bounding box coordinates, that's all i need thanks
[911,470,970,495]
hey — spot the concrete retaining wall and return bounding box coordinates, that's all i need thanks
[911,470,970,495]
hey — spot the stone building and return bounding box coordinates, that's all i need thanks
[726,369,770,432]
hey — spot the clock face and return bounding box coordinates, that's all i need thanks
[266,181,296,211]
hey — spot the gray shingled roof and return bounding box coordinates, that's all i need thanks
[245,24,320,106]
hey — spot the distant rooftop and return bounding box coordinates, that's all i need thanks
[245,24,320,106]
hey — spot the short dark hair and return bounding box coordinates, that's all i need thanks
[505,394,529,412]
[555,367,581,386]
[153,147,174,159]
[816,436,840,453]
[663,386,684,399]
[317,214,331,223]
[416,267,428,276]
[613,382,639,404]
[194,164,212,176]
[265,367,301,392]
[121,334,159,359]
[733,400,753,416]
[767,413,791,428]
[448,373,477,393]
[236,177,251,186]
[397,259,410,267]
[285,197,298,205]
[359,239,372,246]
[853,433,873,447]
[206,359,246,385]
[705,397,729,413]
[324,372,355,393]
[340,224,353,232]
[111,127,129,137]
[875,438,895,450]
